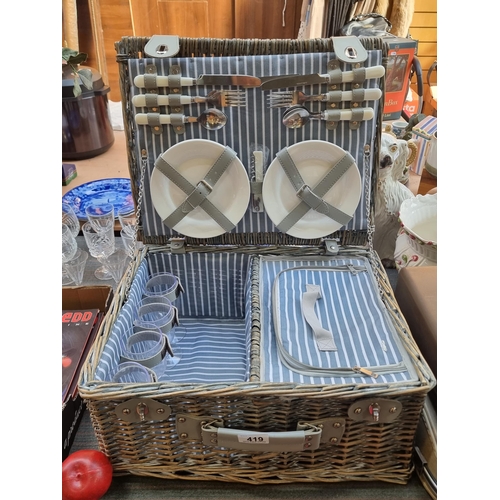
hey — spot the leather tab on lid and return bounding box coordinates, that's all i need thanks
[144,35,180,58]
[332,36,368,64]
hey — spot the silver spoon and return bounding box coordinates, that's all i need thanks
[282,105,374,129]
[135,108,228,131]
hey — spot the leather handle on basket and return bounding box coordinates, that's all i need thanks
[201,421,322,452]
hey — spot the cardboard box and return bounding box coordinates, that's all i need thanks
[382,36,418,121]
[62,163,77,186]
[62,286,113,460]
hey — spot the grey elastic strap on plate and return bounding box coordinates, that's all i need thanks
[155,147,237,232]
[275,147,355,233]
[301,284,337,351]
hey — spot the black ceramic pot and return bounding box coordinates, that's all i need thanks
[62,65,115,160]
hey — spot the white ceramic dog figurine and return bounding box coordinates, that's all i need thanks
[373,133,415,267]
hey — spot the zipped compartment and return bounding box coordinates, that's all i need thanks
[271,264,411,380]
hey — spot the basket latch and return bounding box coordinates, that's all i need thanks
[115,398,172,423]
[348,399,403,423]
[298,417,346,445]
[144,35,180,58]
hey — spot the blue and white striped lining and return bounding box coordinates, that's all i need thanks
[94,252,253,383]
[127,49,382,239]
[259,256,419,385]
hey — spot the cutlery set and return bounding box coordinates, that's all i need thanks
[133,64,384,132]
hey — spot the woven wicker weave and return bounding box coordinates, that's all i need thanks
[79,36,436,485]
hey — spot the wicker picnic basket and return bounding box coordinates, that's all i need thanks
[78,35,436,485]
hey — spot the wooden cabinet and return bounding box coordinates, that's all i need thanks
[75,0,302,102]
[408,0,437,101]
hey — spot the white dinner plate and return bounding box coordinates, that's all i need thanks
[150,140,250,238]
[262,141,361,239]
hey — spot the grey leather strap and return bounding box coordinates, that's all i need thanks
[166,94,183,107]
[145,94,160,107]
[352,67,367,83]
[155,148,237,233]
[120,331,168,368]
[301,284,337,351]
[351,88,367,102]
[201,422,322,452]
[142,73,157,90]
[275,148,355,233]
[325,90,343,102]
[146,113,161,127]
[167,73,182,88]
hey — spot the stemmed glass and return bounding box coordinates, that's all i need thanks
[86,202,115,232]
[82,221,115,280]
[82,201,116,280]
[62,224,78,280]
[62,203,80,284]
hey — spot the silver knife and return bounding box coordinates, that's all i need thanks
[134,74,261,88]
[261,65,385,89]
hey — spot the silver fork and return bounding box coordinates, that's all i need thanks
[132,90,246,109]
[198,90,246,107]
[269,90,326,108]
[268,88,382,108]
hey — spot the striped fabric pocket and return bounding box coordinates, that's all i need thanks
[95,252,253,383]
[260,255,419,385]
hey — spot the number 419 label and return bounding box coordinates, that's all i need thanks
[237,433,270,444]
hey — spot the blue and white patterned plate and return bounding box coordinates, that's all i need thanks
[62,178,134,220]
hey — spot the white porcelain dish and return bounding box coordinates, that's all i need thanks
[262,140,361,239]
[150,139,250,238]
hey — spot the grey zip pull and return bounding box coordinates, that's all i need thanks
[346,264,366,275]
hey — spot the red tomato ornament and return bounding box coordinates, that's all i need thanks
[62,449,113,500]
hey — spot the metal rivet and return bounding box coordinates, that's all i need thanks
[353,102,359,107]
[304,442,311,448]
[152,107,158,112]
[351,121,358,126]
[333,422,341,428]
[178,417,186,423]
[330,437,338,443]
[176,126,183,132]
[211,433,217,438]
[156,408,164,414]
[122,408,130,414]
[173,88,179,93]
[180,433,188,438]
[210,439,217,443]
[354,408,362,414]
[317,423,324,428]
[389,407,397,413]
[330,85,337,90]
[154,126,160,131]
[330,103,336,108]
